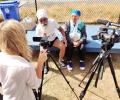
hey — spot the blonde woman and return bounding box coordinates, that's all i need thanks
[0,20,47,100]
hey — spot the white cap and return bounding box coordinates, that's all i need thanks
[36,9,48,19]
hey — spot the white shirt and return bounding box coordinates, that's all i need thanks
[69,20,81,42]
[0,52,41,100]
[36,19,63,41]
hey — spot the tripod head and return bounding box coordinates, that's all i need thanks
[92,19,120,51]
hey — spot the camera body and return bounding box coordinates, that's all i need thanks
[92,27,119,43]
[33,37,50,49]
[98,27,120,50]
[98,27,118,43]
[92,19,120,51]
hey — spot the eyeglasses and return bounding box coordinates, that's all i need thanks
[39,18,48,23]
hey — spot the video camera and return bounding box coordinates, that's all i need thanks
[92,19,120,50]
[33,37,50,49]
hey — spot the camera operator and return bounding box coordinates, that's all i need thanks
[36,9,67,74]
[0,20,47,100]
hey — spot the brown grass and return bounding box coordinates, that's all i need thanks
[0,2,120,23]
[19,2,120,23]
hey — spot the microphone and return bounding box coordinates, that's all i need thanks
[97,19,120,27]
[97,19,109,25]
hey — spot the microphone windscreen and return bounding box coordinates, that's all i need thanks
[97,19,109,25]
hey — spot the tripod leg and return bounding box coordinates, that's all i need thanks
[38,63,46,100]
[99,63,104,80]
[48,53,79,100]
[80,59,103,100]
[94,61,104,88]
[79,54,101,86]
[79,64,95,87]
[43,59,49,74]
[107,55,120,98]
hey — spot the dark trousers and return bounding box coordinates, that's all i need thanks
[66,42,86,62]
[0,94,3,100]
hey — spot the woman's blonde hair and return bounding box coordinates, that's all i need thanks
[0,20,32,61]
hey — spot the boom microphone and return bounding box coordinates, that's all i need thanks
[97,19,109,25]
[97,19,120,27]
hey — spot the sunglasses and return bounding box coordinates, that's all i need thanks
[39,18,48,23]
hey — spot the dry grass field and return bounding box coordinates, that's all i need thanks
[18,2,120,23]
[0,2,120,23]
[31,51,120,100]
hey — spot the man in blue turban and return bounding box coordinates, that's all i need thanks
[64,9,87,71]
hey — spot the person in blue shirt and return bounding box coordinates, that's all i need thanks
[64,9,87,71]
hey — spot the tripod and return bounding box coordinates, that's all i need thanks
[79,44,120,100]
[35,50,79,100]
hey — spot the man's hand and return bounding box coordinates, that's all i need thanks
[58,27,67,46]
